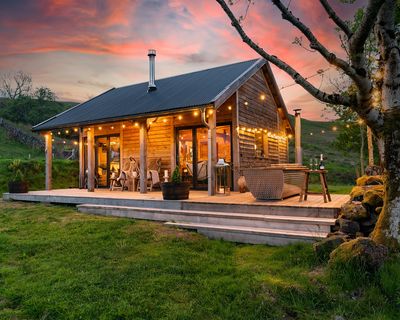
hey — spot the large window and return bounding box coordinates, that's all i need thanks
[255,131,268,158]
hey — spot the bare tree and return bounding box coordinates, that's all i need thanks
[217,0,400,249]
[0,71,32,100]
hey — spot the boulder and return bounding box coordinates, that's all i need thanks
[337,218,360,235]
[356,175,383,187]
[350,186,365,202]
[359,216,378,236]
[329,238,389,271]
[340,202,369,221]
[313,235,349,261]
[362,187,384,208]
[375,207,382,214]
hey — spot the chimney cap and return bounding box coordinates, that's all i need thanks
[148,49,156,56]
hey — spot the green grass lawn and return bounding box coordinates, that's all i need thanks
[0,201,398,319]
[308,183,353,194]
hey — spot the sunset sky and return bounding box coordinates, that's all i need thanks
[0,0,365,120]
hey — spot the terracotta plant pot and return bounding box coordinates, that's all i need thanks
[161,182,190,200]
[8,181,28,193]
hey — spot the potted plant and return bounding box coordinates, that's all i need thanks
[8,160,28,193]
[161,167,190,200]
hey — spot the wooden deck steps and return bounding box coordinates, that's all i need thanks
[77,204,335,245]
[165,222,327,246]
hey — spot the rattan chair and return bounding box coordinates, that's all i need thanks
[243,165,306,200]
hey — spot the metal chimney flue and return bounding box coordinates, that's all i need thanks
[148,49,157,92]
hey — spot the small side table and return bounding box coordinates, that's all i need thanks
[300,170,332,203]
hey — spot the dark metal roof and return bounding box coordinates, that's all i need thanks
[33,59,265,131]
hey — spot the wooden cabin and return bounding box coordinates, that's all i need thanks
[33,55,293,195]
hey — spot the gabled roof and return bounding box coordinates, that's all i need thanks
[33,58,290,131]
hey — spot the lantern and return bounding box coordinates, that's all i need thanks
[215,158,231,196]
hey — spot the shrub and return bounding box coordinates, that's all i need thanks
[171,167,182,184]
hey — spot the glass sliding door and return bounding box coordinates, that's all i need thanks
[196,127,208,188]
[176,124,232,190]
[177,129,193,185]
[95,135,120,188]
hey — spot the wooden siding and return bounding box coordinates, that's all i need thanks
[238,69,288,169]
[121,119,173,173]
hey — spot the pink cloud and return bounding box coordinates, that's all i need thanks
[0,0,365,120]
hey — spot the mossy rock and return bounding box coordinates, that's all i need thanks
[337,218,360,235]
[340,202,369,221]
[356,175,383,187]
[362,187,385,208]
[350,186,365,201]
[375,207,383,214]
[313,235,349,261]
[329,237,389,272]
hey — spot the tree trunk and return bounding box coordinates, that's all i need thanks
[360,124,365,175]
[372,121,400,250]
[367,126,374,166]
[376,137,385,166]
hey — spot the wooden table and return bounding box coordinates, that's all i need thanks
[300,169,331,203]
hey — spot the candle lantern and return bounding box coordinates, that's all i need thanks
[215,158,231,196]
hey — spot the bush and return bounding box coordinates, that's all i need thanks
[0,159,78,193]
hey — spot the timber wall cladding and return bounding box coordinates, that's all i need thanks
[121,120,173,172]
[238,69,287,167]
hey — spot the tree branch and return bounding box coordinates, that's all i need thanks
[319,0,352,38]
[215,0,353,107]
[271,0,358,80]
[349,0,385,59]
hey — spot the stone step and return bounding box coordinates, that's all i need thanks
[165,222,328,246]
[77,204,335,233]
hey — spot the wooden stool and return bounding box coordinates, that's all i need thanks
[300,170,331,203]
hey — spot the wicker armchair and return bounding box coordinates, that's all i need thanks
[243,165,307,200]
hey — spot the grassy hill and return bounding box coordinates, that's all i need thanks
[289,116,357,187]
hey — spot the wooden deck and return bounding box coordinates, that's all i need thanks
[3,189,348,217]
[3,189,349,245]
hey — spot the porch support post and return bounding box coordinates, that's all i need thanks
[139,120,148,194]
[207,110,217,196]
[44,132,52,190]
[78,128,85,189]
[87,127,95,192]
[294,109,302,165]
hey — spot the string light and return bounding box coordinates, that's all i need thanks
[122,124,126,129]
[178,115,183,120]
[163,118,167,123]
[332,126,337,131]
[57,131,61,135]
[244,101,249,106]
[228,105,232,111]
[98,126,102,130]
[73,128,78,132]
[65,130,69,134]
[111,126,114,130]
[134,122,139,127]
[260,94,266,101]
[193,110,199,117]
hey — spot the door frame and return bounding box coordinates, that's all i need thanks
[94,134,120,188]
[175,122,233,190]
